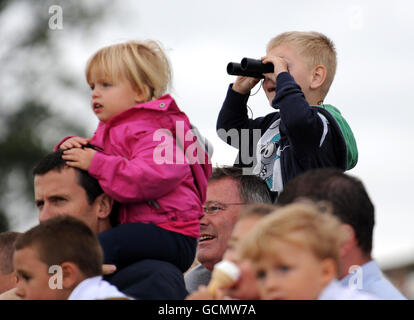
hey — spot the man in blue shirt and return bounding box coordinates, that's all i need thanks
[277,168,406,300]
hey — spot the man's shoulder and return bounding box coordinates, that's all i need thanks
[185,263,211,279]
[361,261,407,300]
[319,280,378,300]
[108,259,188,300]
[184,264,212,294]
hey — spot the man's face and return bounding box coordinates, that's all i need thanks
[13,246,68,300]
[34,168,98,234]
[197,178,244,271]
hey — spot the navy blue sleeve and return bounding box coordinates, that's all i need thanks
[106,259,188,299]
[273,72,324,159]
[98,223,196,273]
[216,84,278,150]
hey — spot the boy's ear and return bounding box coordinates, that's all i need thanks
[310,65,327,90]
[61,262,82,290]
[320,258,337,287]
[96,194,113,219]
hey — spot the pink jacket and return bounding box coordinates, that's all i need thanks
[58,95,212,238]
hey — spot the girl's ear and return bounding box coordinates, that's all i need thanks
[135,86,151,103]
[310,65,327,90]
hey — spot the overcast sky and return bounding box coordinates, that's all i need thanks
[17,0,414,268]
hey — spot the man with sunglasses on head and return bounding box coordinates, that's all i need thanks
[184,166,272,294]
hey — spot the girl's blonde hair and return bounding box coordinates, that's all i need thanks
[267,31,337,99]
[86,40,171,101]
[239,201,345,273]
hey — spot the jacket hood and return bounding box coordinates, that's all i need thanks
[316,104,358,170]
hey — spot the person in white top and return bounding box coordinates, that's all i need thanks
[13,215,129,300]
[239,201,377,300]
[68,276,128,300]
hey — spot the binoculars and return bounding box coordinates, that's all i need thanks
[227,58,274,79]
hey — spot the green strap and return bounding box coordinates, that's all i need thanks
[316,104,358,170]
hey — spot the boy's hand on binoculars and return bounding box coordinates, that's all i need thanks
[232,76,260,95]
[262,56,288,80]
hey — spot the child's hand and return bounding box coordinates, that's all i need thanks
[102,264,117,275]
[232,76,261,95]
[186,286,231,300]
[60,136,91,150]
[185,285,214,300]
[62,147,97,171]
[261,55,289,81]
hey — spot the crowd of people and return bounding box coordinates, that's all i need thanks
[0,31,407,300]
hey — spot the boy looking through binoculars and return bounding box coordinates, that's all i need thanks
[217,31,358,198]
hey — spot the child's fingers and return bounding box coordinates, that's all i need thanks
[60,138,86,150]
[102,264,117,275]
[186,286,214,300]
[62,154,77,162]
[60,141,73,150]
[64,161,83,170]
[70,137,88,148]
[71,137,89,146]
[78,137,90,145]
[65,141,80,149]
[261,56,273,63]
[62,149,81,160]
[262,56,276,65]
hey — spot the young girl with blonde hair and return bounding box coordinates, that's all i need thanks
[57,40,212,273]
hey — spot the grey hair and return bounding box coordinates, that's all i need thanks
[210,166,272,204]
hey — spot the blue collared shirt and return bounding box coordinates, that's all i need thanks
[340,260,406,300]
[319,280,377,300]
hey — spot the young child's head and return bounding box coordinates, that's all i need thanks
[239,201,344,300]
[86,40,171,123]
[13,216,103,300]
[264,31,337,105]
[224,203,277,262]
[0,231,21,294]
[222,203,277,300]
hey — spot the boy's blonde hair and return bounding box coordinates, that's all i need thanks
[86,40,171,101]
[239,201,345,272]
[267,31,337,99]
